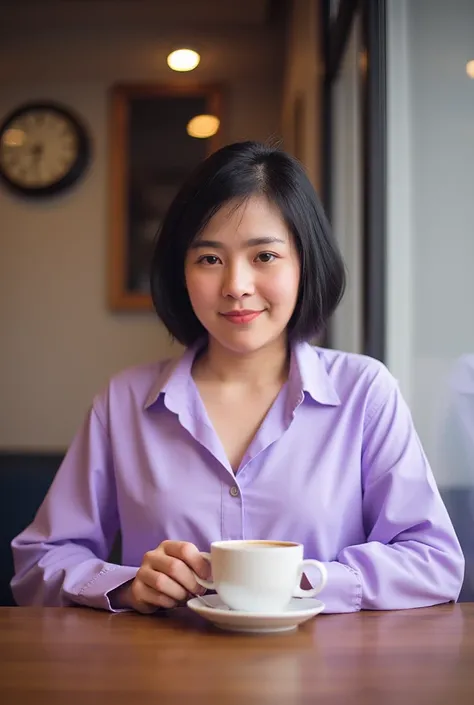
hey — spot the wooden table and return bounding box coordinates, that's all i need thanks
[1,604,473,705]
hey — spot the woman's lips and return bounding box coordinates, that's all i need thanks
[221,310,263,324]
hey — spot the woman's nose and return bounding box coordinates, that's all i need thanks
[221,263,255,299]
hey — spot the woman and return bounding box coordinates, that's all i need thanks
[11,141,464,613]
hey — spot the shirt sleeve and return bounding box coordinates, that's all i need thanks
[10,401,138,611]
[314,376,465,613]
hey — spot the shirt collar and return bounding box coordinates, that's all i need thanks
[289,342,341,406]
[144,343,201,410]
[144,340,341,410]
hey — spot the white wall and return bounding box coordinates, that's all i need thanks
[330,14,363,355]
[386,0,414,405]
[0,9,283,450]
[386,0,474,486]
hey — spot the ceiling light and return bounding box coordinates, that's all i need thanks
[1,128,26,147]
[466,60,474,78]
[167,49,200,72]
[186,114,220,139]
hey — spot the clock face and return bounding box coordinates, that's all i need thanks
[0,102,90,196]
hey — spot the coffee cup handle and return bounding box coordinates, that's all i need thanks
[192,551,215,590]
[293,559,328,598]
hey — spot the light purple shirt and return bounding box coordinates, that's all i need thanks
[11,343,464,612]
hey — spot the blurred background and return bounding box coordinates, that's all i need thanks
[0,0,473,603]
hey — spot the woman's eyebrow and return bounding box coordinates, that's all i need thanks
[190,236,286,249]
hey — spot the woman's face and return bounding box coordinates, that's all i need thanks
[184,195,301,355]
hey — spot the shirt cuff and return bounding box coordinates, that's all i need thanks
[73,564,139,612]
[306,561,362,613]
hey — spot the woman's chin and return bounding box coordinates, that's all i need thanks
[208,327,285,356]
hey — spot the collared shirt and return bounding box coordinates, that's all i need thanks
[11,343,464,612]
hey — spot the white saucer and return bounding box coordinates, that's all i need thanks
[187,594,325,633]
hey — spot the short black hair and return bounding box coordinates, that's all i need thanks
[150,141,345,346]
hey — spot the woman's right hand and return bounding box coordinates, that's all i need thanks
[113,540,211,614]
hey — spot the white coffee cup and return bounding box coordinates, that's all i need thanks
[193,540,328,613]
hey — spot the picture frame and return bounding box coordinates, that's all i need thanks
[108,82,223,311]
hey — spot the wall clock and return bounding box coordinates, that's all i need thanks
[0,101,91,197]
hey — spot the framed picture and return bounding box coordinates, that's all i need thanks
[108,83,223,311]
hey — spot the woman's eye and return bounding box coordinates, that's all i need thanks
[198,255,220,265]
[256,252,276,263]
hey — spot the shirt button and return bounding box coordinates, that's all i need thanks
[229,486,240,498]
